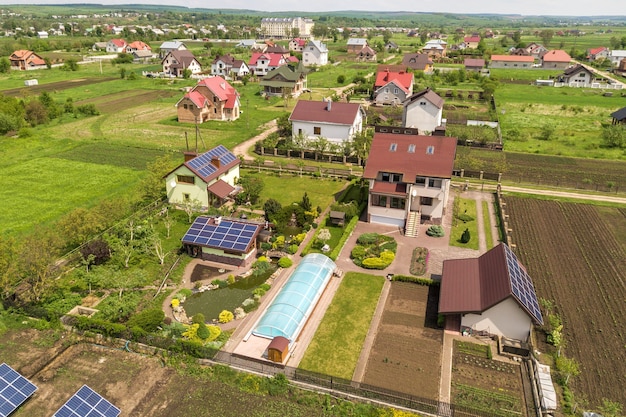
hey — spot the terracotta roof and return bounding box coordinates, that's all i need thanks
[588,46,607,55]
[490,55,534,62]
[127,40,151,50]
[181,90,208,108]
[376,78,410,94]
[289,100,362,126]
[439,243,543,325]
[464,58,485,68]
[267,336,289,352]
[464,36,481,43]
[542,50,571,62]
[363,133,457,180]
[196,76,239,105]
[109,38,126,47]
[11,50,45,66]
[207,179,235,199]
[374,69,413,90]
[404,88,444,109]
[11,49,31,59]
[402,53,432,70]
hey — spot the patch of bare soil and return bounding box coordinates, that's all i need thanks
[190,264,226,283]
[362,282,442,400]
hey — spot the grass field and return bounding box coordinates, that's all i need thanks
[450,197,479,250]
[298,272,385,379]
[482,201,495,249]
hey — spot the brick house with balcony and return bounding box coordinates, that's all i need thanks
[176,76,240,123]
[362,130,457,237]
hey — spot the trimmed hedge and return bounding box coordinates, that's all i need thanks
[391,275,440,286]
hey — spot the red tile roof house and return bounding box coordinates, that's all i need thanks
[162,50,202,77]
[461,35,481,49]
[362,132,457,237]
[289,99,365,146]
[373,68,414,106]
[541,50,572,69]
[164,145,241,209]
[106,38,127,53]
[248,52,290,76]
[489,54,535,69]
[587,46,610,62]
[439,243,543,341]
[126,40,151,53]
[176,76,240,123]
[9,50,46,70]
[289,37,307,52]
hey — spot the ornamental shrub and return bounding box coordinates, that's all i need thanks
[357,233,380,245]
[171,299,180,308]
[196,323,210,339]
[126,308,164,332]
[278,257,293,268]
[426,225,445,237]
[219,310,234,323]
[362,257,389,269]
[380,250,395,264]
[350,245,367,260]
[192,313,206,325]
[460,228,471,243]
[457,213,474,223]
[287,244,298,254]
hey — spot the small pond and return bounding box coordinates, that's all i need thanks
[183,264,276,321]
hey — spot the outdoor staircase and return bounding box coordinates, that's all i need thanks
[405,211,421,238]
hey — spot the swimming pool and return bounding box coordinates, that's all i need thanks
[252,253,336,342]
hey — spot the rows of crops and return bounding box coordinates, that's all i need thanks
[505,196,626,406]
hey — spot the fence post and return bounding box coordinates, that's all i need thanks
[479,171,484,180]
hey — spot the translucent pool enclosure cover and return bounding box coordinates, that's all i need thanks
[252,253,336,342]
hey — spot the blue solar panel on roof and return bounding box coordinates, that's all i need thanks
[53,385,120,417]
[233,243,248,251]
[503,245,543,325]
[182,217,258,252]
[0,363,38,417]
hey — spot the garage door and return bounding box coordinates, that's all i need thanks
[370,215,405,228]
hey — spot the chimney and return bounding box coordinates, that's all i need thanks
[211,156,221,168]
[326,100,332,111]
[183,151,198,162]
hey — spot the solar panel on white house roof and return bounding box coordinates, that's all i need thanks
[503,244,543,325]
[52,385,120,417]
[182,217,260,252]
[0,363,37,417]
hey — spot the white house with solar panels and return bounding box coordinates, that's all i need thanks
[439,243,543,342]
[181,216,262,267]
[164,145,240,209]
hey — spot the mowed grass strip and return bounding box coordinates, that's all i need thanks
[0,158,143,234]
[450,197,479,250]
[298,272,385,379]
[482,200,494,249]
[53,142,168,170]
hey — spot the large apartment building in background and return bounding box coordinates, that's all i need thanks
[260,17,314,39]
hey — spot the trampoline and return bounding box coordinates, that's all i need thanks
[252,253,336,342]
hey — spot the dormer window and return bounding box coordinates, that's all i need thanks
[389,143,397,152]
[426,146,435,155]
[408,144,416,153]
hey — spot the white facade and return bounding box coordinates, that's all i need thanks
[260,17,314,38]
[292,113,362,145]
[302,40,328,67]
[461,297,533,342]
[403,98,443,133]
[165,165,240,209]
[609,50,626,66]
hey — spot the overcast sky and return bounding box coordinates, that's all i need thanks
[1,0,624,16]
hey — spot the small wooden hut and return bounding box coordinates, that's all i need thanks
[267,336,290,363]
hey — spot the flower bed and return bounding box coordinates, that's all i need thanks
[350,233,397,270]
[410,247,429,276]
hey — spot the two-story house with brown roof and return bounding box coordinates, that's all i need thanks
[162,50,202,77]
[289,99,364,145]
[362,131,457,237]
[9,50,46,70]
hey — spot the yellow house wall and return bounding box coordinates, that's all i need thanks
[165,165,209,208]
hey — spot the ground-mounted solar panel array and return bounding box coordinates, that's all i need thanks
[182,217,260,252]
[0,363,37,417]
[503,244,543,325]
[52,385,120,417]
[186,145,237,179]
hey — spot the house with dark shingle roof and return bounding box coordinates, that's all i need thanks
[611,106,626,125]
[439,243,543,341]
[402,53,433,72]
[558,64,596,85]
[260,64,308,97]
[164,145,241,209]
[289,99,364,145]
[211,54,249,79]
[162,50,202,77]
[373,68,414,106]
[176,76,241,123]
[362,132,457,236]
[464,58,485,72]
[402,88,444,133]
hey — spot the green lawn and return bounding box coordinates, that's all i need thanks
[482,200,495,249]
[298,272,385,379]
[243,169,348,210]
[449,197,480,250]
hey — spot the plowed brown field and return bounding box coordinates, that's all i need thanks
[505,197,626,407]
